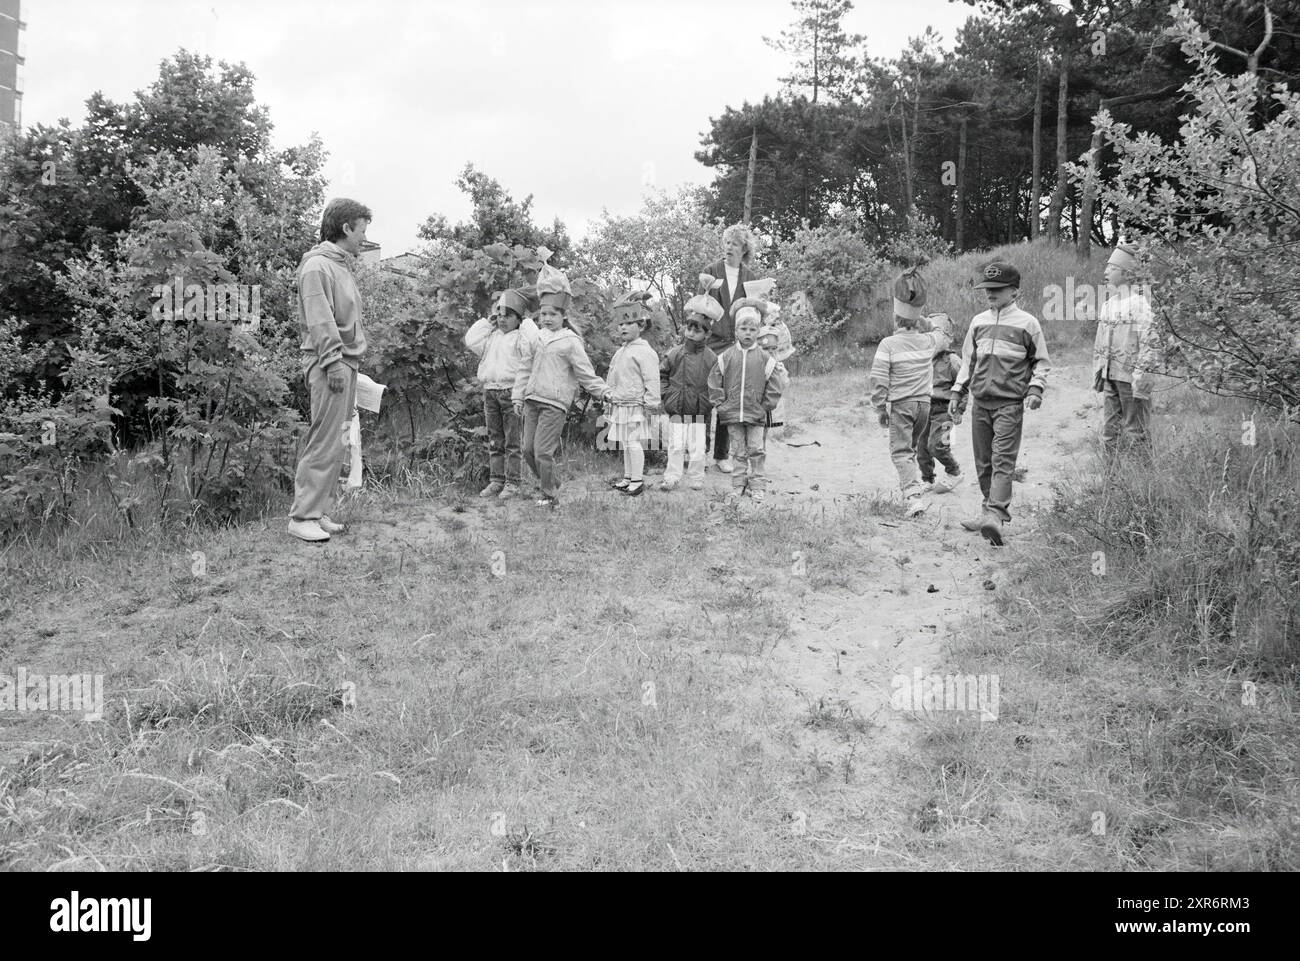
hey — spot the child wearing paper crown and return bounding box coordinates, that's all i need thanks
[512,263,610,508]
[869,268,953,519]
[756,300,794,430]
[604,291,662,497]
[659,286,722,491]
[465,287,540,501]
[708,294,785,505]
[914,311,965,495]
[949,260,1051,546]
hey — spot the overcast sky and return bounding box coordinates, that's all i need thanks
[25,0,972,256]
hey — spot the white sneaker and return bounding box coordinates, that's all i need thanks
[752,489,766,505]
[288,518,330,542]
[932,470,963,494]
[715,459,734,474]
[318,516,345,534]
[905,496,929,517]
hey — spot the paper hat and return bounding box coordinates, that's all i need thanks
[893,267,927,320]
[682,294,724,326]
[1107,244,1139,271]
[743,277,776,301]
[612,289,654,328]
[731,297,773,326]
[973,261,1021,289]
[924,311,955,340]
[756,324,780,343]
[497,288,534,318]
[698,273,725,294]
[536,263,572,311]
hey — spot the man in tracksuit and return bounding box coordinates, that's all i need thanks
[949,261,1050,546]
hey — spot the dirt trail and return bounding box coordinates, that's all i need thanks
[759,362,1100,785]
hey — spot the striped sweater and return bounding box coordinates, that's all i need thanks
[952,304,1050,407]
[869,329,951,410]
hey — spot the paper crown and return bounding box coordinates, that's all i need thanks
[697,273,725,294]
[536,260,572,310]
[498,288,536,318]
[731,296,774,325]
[683,294,724,325]
[1107,244,1138,270]
[743,277,776,301]
[612,289,654,326]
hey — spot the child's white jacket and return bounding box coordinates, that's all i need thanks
[464,316,540,391]
[606,339,662,408]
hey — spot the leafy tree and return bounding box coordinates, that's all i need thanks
[418,164,570,262]
[765,0,867,104]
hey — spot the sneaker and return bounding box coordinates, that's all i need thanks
[480,482,504,498]
[905,496,929,517]
[535,496,558,508]
[318,515,345,534]
[932,470,963,494]
[622,480,645,497]
[715,459,734,474]
[609,477,631,491]
[689,479,704,491]
[287,518,330,542]
[497,485,520,501]
[658,479,679,492]
[752,489,766,505]
[979,513,1004,546]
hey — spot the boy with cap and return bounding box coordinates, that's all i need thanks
[1094,243,1158,464]
[949,260,1051,545]
[869,268,954,518]
[660,289,723,491]
[465,287,540,500]
[916,312,965,494]
[708,295,785,505]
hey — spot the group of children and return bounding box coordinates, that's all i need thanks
[467,252,1053,542]
[464,267,791,508]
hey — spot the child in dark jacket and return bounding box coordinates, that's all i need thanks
[915,312,965,494]
[708,297,784,505]
[659,293,721,491]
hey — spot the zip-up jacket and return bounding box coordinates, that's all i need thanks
[606,338,661,408]
[952,303,1050,408]
[513,326,608,412]
[868,328,950,410]
[708,343,783,426]
[297,241,367,370]
[660,339,718,417]
[1093,288,1159,387]
[464,316,540,390]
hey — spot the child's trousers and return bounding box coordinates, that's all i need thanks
[972,399,1024,522]
[917,401,961,482]
[483,388,521,486]
[888,398,930,498]
[522,399,567,498]
[726,423,767,491]
[291,359,357,520]
[1101,378,1151,462]
[663,416,707,484]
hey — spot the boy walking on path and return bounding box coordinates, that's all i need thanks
[288,198,372,543]
[949,261,1051,546]
[1094,243,1159,464]
[869,269,953,518]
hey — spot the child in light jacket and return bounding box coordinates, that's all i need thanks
[464,287,539,500]
[605,291,661,497]
[708,297,784,505]
[512,269,609,508]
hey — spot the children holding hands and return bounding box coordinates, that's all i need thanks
[512,266,610,508]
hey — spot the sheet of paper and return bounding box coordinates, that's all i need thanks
[355,373,386,413]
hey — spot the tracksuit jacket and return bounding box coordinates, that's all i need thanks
[868,328,951,410]
[660,340,718,417]
[951,303,1051,407]
[297,242,367,371]
[708,343,784,426]
[513,327,609,412]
